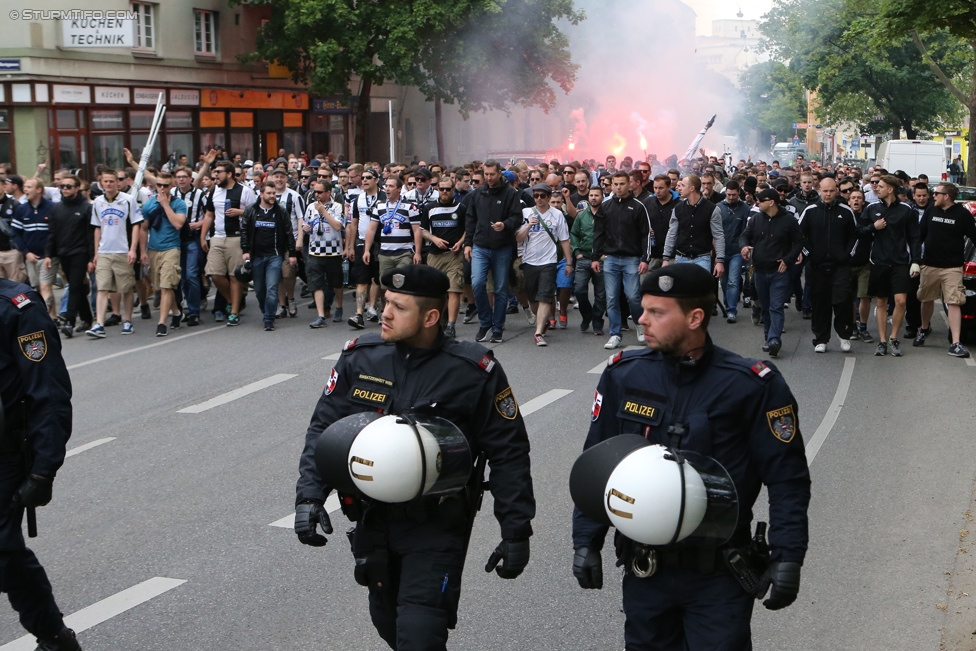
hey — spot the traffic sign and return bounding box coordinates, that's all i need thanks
[792,123,808,129]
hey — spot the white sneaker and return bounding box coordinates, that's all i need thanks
[814,343,827,353]
[524,307,535,325]
[841,339,852,352]
[604,335,622,350]
[637,327,646,344]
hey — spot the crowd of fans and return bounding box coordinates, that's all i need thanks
[0,145,972,359]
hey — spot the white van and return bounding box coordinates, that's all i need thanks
[876,140,945,179]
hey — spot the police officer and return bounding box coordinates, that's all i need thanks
[0,279,80,650]
[571,263,810,651]
[295,265,535,650]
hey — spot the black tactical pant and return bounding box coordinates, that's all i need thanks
[622,566,754,651]
[0,455,66,640]
[359,499,469,651]
[810,264,853,345]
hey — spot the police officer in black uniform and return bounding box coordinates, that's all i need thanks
[0,279,80,650]
[571,263,810,651]
[295,265,535,650]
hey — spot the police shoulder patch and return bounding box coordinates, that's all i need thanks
[12,293,31,309]
[324,368,339,395]
[18,331,47,362]
[751,361,772,378]
[591,390,603,421]
[494,387,518,420]
[479,354,496,373]
[766,405,797,443]
[608,351,623,366]
[343,337,359,351]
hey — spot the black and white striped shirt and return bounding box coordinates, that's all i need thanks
[370,196,420,254]
[304,202,345,257]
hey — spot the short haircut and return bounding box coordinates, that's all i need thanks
[652,174,671,187]
[216,160,235,175]
[99,169,117,181]
[682,174,702,192]
[629,170,644,183]
[347,163,364,174]
[700,172,715,182]
[416,294,448,320]
[260,180,276,192]
[725,180,740,192]
[61,175,81,187]
[611,171,630,182]
[675,293,715,330]
[483,159,502,172]
[913,183,929,194]
[386,176,404,189]
[155,171,173,183]
[25,177,44,192]
[937,183,958,202]
[878,174,901,190]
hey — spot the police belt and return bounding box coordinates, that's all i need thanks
[369,492,470,523]
[655,546,723,573]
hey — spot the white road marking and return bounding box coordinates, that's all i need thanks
[521,389,573,416]
[177,374,298,414]
[271,494,342,529]
[65,437,115,458]
[0,577,186,651]
[805,358,855,465]
[587,345,644,373]
[66,325,224,371]
[966,357,976,367]
[322,352,341,361]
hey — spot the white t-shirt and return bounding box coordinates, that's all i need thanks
[277,187,306,238]
[91,191,143,254]
[520,206,569,266]
[207,183,257,238]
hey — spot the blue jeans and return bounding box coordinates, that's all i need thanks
[754,269,791,343]
[471,245,512,331]
[574,256,606,331]
[604,255,642,336]
[250,255,283,321]
[675,254,712,272]
[720,254,743,316]
[179,240,202,316]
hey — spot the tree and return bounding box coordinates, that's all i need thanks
[877,0,976,183]
[239,0,582,163]
[760,0,968,144]
[733,61,808,151]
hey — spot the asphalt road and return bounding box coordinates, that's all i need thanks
[1,292,974,650]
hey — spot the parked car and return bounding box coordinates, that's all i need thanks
[949,201,976,342]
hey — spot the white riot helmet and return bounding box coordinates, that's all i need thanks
[315,412,472,503]
[570,435,738,547]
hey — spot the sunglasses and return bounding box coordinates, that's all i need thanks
[117,177,126,181]
[406,182,416,187]
[314,189,330,194]
[438,187,453,192]
[157,184,170,189]
[933,191,948,196]
[58,184,77,189]
[301,176,311,180]
[533,193,549,198]
[362,175,376,180]
[471,179,482,185]
[870,180,879,184]
[840,187,853,193]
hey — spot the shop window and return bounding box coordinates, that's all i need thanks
[283,132,304,158]
[200,132,226,153]
[56,110,77,130]
[131,111,156,130]
[194,10,217,57]
[166,133,194,162]
[166,112,194,129]
[58,136,82,170]
[133,2,155,51]
[230,133,254,161]
[93,134,125,169]
[0,110,11,166]
[131,133,161,165]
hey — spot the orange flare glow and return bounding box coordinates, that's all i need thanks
[639,132,648,151]
[611,134,626,156]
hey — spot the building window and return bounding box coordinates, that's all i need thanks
[194,10,217,56]
[133,2,154,51]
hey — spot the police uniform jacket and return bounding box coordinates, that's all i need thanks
[297,333,535,540]
[572,338,810,564]
[0,281,72,480]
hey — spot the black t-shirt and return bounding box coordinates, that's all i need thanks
[420,198,465,251]
[920,203,976,268]
[250,205,281,257]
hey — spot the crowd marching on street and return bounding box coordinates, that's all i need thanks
[0,146,973,359]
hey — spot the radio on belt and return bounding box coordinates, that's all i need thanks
[314,412,472,503]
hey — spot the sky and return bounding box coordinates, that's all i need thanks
[683,0,774,35]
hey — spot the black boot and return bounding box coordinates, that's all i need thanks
[35,627,81,651]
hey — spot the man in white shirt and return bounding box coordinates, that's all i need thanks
[272,168,305,318]
[86,169,145,338]
[516,184,572,346]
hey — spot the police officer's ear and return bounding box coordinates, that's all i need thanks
[417,296,446,329]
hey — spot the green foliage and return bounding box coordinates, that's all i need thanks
[880,0,976,42]
[759,0,969,138]
[732,61,807,146]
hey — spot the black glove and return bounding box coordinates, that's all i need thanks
[485,538,530,579]
[760,561,801,610]
[11,475,53,509]
[294,501,333,547]
[572,547,603,590]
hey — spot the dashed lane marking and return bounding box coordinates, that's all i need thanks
[177,374,298,414]
[0,577,186,650]
[805,358,855,465]
[520,388,574,416]
[66,325,224,371]
[587,345,644,373]
[65,437,115,458]
[270,494,342,529]
[322,352,341,361]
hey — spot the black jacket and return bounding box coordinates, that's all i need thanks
[592,193,652,261]
[642,195,678,259]
[46,194,93,260]
[919,203,976,268]
[850,209,873,267]
[297,333,535,540]
[797,199,858,267]
[240,202,296,258]
[463,181,523,250]
[740,207,805,273]
[858,200,920,266]
[788,189,819,215]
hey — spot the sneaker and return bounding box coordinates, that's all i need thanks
[525,307,535,326]
[549,318,556,331]
[170,314,182,330]
[857,328,874,343]
[300,284,311,298]
[580,321,590,333]
[75,321,91,333]
[506,303,519,315]
[604,335,622,350]
[186,315,201,327]
[264,320,275,331]
[768,339,781,357]
[444,323,456,339]
[308,302,318,309]
[593,326,604,336]
[463,304,477,324]
[620,322,630,331]
[814,343,827,353]
[105,314,122,327]
[762,342,770,352]
[288,303,298,318]
[152,291,161,309]
[214,311,226,323]
[226,313,240,327]
[322,307,332,319]
[948,342,971,358]
[60,324,74,339]
[276,305,288,319]
[801,309,812,320]
[841,339,852,352]
[348,313,365,329]
[476,327,491,342]
[912,327,931,347]
[743,297,752,308]
[121,321,134,335]
[156,323,168,337]
[489,330,503,343]
[309,316,327,329]
[727,313,737,324]
[751,307,761,326]
[637,328,646,344]
[889,338,902,356]
[534,333,547,346]
[874,341,888,356]
[332,307,344,323]
[141,304,152,320]
[904,327,918,339]
[366,306,380,322]
[558,314,568,329]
